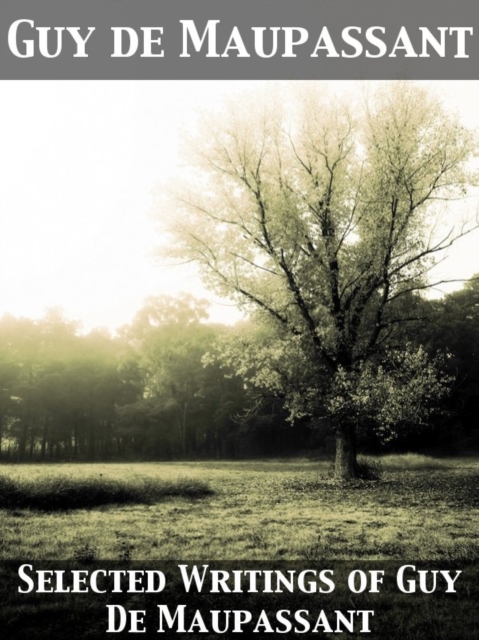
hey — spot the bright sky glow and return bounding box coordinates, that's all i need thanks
[0,80,478,332]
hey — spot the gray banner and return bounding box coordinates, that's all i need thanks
[0,0,477,80]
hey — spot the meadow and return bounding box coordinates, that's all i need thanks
[1,455,478,638]
[1,454,478,561]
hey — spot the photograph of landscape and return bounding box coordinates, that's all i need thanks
[1,79,478,638]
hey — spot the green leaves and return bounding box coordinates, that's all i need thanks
[327,345,453,441]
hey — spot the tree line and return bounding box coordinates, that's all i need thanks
[0,295,304,462]
[0,281,477,463]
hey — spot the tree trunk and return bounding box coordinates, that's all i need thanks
[41,419,48,460]
[334,423,357,481]
[18,422,28,461]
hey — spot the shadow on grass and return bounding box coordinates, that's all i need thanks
[0,474,213,511]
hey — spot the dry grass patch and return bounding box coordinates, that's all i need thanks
[0,473,212,511]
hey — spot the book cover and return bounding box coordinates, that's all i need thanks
[0,2,478,638]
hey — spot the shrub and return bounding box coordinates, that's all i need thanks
[73,543,98,564]
[0,474,213,511]
[355,456,383,481]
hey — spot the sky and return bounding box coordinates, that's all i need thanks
[0,80,478,333]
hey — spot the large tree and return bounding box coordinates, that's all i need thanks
[162,83,477,480]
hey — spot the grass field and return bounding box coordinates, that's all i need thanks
[1,454,478,562]
[1,455,478,639]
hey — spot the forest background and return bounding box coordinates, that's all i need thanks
[0,278,477,462]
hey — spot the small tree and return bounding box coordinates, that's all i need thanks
[161,83,477,480]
